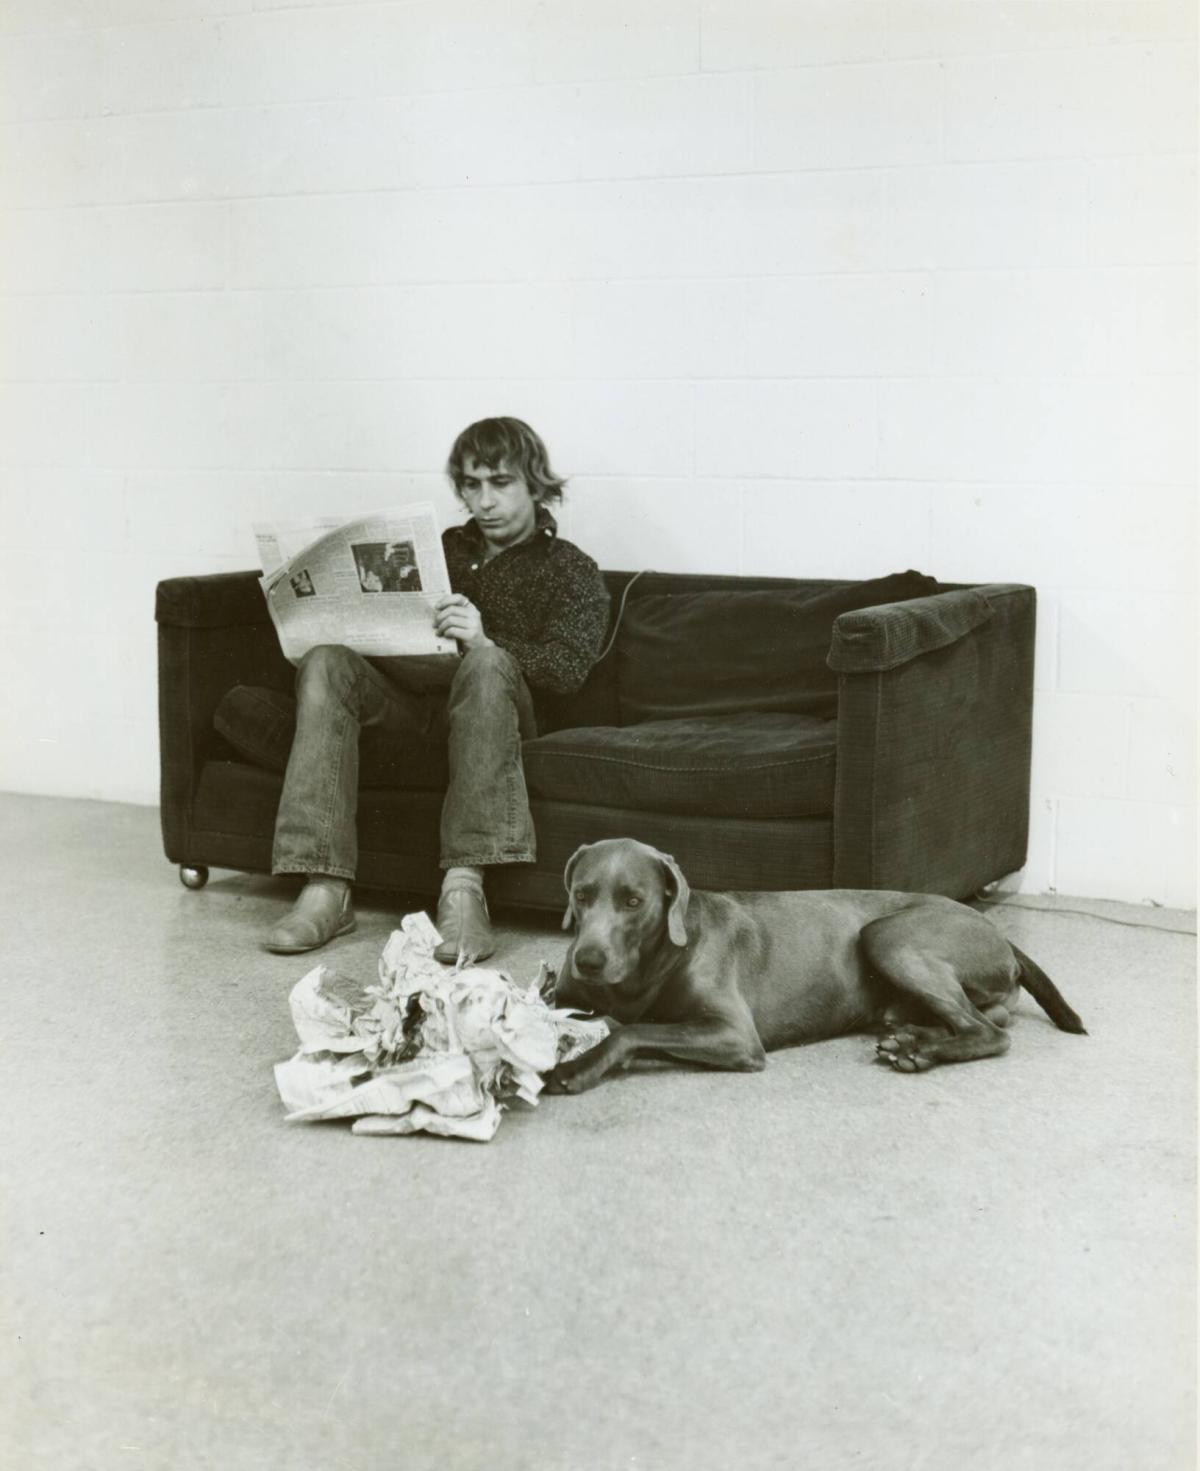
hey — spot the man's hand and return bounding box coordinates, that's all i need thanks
[434,594,493,651]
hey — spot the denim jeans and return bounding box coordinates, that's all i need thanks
[271,643,537,880]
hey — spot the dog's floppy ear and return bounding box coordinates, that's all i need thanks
[561,843,592,931]
[654,848,690,946]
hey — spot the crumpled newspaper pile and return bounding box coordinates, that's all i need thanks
[273,912,608,1142]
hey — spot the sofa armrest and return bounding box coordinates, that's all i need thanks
[156,571,294,864]
[155,568,274,630]
[828,587,994,673]
[831,584,1035,897]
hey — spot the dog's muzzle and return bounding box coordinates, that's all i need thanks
[556,948,619,1013]
[569,942,609,982]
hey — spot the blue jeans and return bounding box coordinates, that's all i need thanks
[271,643,537,880]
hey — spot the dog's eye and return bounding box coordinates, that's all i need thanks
[624,894,642,908]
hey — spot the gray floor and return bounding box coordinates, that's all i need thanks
[1,792,1195,1471]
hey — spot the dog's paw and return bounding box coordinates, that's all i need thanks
[545,1033,622,1094]
[544,1047,610,1095]
[876,1031,935,1073]
[543,1064,598,1094]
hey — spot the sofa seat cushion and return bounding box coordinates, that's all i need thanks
[215,689,836,816]
[522,712,836,819]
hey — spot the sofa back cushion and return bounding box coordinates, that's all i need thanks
[616,570,939,724]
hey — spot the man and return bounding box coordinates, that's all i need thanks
[266,417,610,964]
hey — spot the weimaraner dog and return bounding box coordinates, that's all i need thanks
[546,838,1085,1094]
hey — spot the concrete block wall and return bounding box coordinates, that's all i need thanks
[0,0,1194,905]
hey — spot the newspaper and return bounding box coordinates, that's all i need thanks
[272,912,611,1142]
[254,502,458,663]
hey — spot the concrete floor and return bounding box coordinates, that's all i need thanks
[1,792,1195,1471]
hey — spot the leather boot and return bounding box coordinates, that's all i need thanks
[265,879,355,954]
[434,879,495,964]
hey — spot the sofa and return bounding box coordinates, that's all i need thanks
[155,567,1037,910]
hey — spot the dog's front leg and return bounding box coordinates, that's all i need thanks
[545,1018,766,1094]
[543,1029,630,1093]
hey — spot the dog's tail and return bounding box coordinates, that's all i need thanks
[1012,945,1087,1034]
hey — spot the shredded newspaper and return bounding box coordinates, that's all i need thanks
[273,912,609,1142]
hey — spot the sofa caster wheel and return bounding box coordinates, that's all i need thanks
[179,865,209,890]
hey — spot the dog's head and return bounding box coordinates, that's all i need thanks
[556,838,690,1019]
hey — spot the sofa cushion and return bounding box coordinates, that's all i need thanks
[213,685,449,790]
[523,712,836,819]
[616,570,939,725]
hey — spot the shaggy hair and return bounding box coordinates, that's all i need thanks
[446,417,566,506]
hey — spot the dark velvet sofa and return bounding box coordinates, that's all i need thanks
[155,567,1036,910]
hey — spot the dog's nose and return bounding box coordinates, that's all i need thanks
[572,944,607,980]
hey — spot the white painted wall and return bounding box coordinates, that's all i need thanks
[1,0,1194,905]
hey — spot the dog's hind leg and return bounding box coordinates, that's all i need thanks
[864,908,1017,1072]
[880,999,1012,1033]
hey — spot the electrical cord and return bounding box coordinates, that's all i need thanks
[594,569,650,662]
[971,892,1195,936]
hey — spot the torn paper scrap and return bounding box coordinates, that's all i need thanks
[351,1096,503,1143]
[275,1052,476,1122]
[288,965,372,1049]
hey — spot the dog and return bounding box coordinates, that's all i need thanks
[545,838,1085,1094]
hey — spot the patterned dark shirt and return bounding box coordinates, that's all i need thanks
[442,507,610,698]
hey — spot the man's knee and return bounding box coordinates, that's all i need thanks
[296,644,357,705]
[451,643,521,695]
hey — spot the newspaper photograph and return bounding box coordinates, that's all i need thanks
[254,502,459,663]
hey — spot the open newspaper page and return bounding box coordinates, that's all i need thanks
[254,502,458,663]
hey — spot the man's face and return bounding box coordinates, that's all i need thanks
[458,456,539,552]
